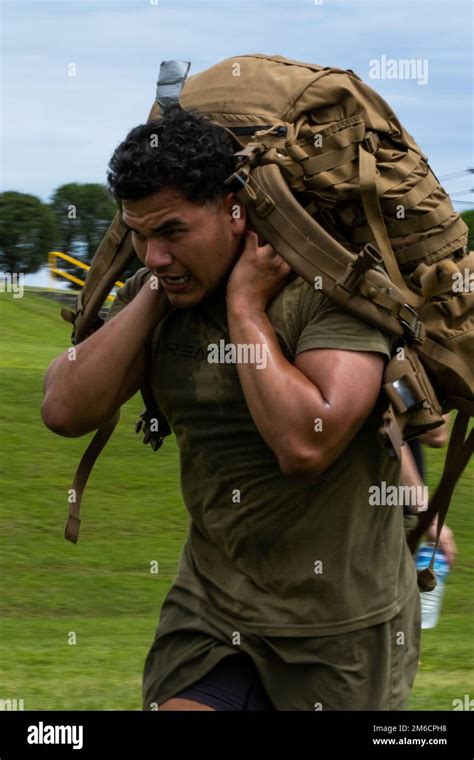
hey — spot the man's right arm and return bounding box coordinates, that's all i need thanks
[41,279,170,437]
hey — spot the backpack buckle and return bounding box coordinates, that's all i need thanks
[352,243,383,275]
[378,407,403,461]
[224,167,250,193]
[384,375,426,414]
[334,244,384,297]
[136,409,166,452]
[399,304,425,344]
[233,142,266,166]
[363,132,379,154]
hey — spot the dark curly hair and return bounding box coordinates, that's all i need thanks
[107,106,237,204]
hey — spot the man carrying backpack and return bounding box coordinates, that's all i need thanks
[42,106,420,711]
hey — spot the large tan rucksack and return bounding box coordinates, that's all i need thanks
[60,55,473,588]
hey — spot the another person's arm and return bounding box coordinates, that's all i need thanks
[418,414,450,447]
[401,441,457,567]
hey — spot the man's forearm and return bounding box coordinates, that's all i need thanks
[226,303,335,474]
[42,280,170,435]
[400,443,429,513]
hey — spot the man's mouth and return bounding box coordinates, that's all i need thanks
[161,274,190,285]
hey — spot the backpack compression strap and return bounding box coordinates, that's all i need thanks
[358,139,424,309]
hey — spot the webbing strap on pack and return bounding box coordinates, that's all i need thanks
[64,386,170,545]
[358,141,424,308]
[407,412,474,589]
[64,412,120,544]
[417,337,474,399]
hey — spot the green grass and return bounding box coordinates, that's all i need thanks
[0,289,472,710]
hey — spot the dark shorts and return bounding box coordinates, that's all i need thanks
[172,651,275,711]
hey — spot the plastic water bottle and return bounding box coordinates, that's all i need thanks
[415,543,450,629]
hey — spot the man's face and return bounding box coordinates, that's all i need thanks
[121,188,246,307]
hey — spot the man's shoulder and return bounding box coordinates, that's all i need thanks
[103,267,150,323]
[266,272,328,330]
[267,271,393,360]
[118,267,151,300]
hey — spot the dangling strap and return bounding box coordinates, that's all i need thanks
[64,412,120,544]
[407,412,474,587]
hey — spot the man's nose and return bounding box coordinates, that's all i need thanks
[144,238,174,270]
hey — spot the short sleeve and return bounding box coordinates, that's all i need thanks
[103,267,151,324]
[295,282,393,359]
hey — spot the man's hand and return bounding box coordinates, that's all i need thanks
[146,272,173,323]
[426,518,457,568]
[226,229,292,310]
[418,414,451,448]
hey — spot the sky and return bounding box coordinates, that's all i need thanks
[1,0,473,285]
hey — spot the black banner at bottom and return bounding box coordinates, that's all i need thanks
[0,709,473,757]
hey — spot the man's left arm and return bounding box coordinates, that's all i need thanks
[226,231,386,477]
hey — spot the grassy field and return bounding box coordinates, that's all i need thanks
[0,289,472,711]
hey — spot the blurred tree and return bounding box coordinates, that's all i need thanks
[49,183,141,288]
[0,191,56,274]
[50,182,116,260]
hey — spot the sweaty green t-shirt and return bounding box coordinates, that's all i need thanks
[106,268,416,636]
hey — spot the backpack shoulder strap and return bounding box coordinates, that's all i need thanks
[61,213,135,343]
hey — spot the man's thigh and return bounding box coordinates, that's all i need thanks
[159,698,215,711]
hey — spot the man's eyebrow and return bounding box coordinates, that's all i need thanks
[122,218,187,234]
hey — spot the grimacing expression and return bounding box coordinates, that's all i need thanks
[121,189,247,307]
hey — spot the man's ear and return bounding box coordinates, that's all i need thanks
[225,193,246,233]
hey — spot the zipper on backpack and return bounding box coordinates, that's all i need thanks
[228,125,287,137]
